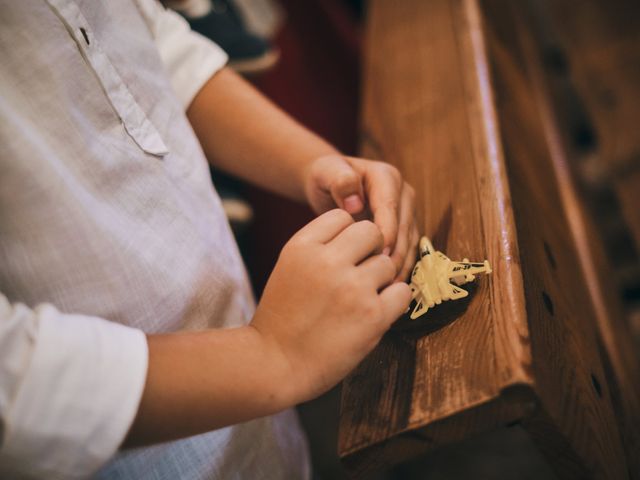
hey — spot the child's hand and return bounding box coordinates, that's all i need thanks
[304,155,418,282]
[251,209,412,403]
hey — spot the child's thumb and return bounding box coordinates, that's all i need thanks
[328,160,365,214]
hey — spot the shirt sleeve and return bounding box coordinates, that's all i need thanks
[135,0,229,109]
[0,294,148,480]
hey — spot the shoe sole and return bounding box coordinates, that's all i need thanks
[229,48,280,75]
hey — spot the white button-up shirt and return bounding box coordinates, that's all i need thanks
[0,0,309,478]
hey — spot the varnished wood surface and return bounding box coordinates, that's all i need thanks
[340,0,533,471]
[339,0,631,477]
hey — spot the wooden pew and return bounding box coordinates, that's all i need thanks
[522,0,640,347]
[511,1,640,476]
[338,0,638,477]
[539,0,640,187]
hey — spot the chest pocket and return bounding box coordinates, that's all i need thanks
[45,0,169,157]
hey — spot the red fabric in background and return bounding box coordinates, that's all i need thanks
[243,0,362,295]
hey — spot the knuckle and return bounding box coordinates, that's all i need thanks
[385,198,399,212]
[330,208,354,224]
[382,253,395,268]
[359,219,377,231]
[381,163,401,181]
[377,201,399,221]
[358,219,381,238]
[334,170,359,188]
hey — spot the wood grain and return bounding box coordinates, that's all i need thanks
[339,0,632,477]
[341,0,533,469]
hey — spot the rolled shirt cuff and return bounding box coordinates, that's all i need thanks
[0,305,148,479]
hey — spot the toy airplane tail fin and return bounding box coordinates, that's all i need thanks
[484,260,492,274]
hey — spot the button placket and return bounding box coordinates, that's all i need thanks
[45,0,170,157]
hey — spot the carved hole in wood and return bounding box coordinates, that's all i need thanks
[542,45,569,75]
[543,241,557,270]
[541,291,554,316]
[573,123,598,152]
[591,373,603,399]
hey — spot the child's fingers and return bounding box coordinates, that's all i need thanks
[379,282,412,326]
[310,155,365,214]
[396,226,420,282]
[328,168,365,215]
[293,209,354,244]
[389,183,416,273]
[357,254,396,290]
[366,165,402,253]
[329,220,384,264]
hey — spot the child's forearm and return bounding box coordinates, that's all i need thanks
[123,325,294,447]
[187,67,337,202]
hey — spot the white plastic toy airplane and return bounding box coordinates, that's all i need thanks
[409,236,492,320]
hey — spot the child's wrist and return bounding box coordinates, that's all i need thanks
[244,323,302,411]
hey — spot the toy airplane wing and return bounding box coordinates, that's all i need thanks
[449,260,492,286]
[410,297,430,319]
[410,260,424,294]
[448,260,492,278]
[409,261,432,319]
[446,282,470,300]
[409,281,468,319]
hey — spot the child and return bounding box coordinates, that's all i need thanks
[0,0,417,478]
